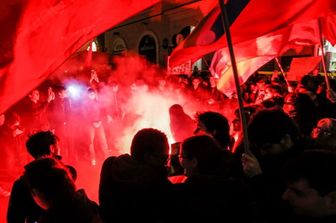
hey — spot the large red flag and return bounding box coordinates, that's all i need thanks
[169,0,336,67]
[0,0,159,114]
[321,14,336,46]
[212,30,286,95]
[212,19,325,94]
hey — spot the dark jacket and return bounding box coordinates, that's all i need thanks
[245,150,302,223]
[99,154,172,223]
[7,160,77,223]
[39,189,102,223]
[7,176,44,223]
[169,174,249,222]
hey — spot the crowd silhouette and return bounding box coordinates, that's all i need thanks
[1,67,336,223]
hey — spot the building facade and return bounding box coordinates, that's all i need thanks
[104,0,210,68]
[102,0,336,76]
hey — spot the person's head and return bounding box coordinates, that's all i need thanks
[250,82,257,92]
[109,80,119,93]
[256,78,266,90]
[283,92,318,136]
[179,135,225,177]
[55,86,68,99]
[312,118,336,139]
[130,128,169,167]
[282,150,336,217]
[24,157,75,210]
[158,78,166,90]
[192,77,201,89]
[90,69,97,77]
[26,131,59,159]
[195,111,230,149]
[169,104,185,117]
[264,84,274,100]
[131,79,148,92]
[268,84,283,97]
[87,88,97,100]
[178,76,190,89]
[311,118,336,150]
[300,75,317,91]
[283,93,297,118]
[248,108,300,156]
[4,112,20,129]
[29,89,40,102]
[297,75,317,101]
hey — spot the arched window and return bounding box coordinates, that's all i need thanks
[111,37,127,55]
[138,34,157,64]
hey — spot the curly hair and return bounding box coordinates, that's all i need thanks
[25,131,58,159]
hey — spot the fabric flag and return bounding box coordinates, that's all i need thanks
[170,0,250,67]
[320,14,336,46]
[169,0,336,67]
[0,0,159,114]
[286,57,321,81]
[212,19,326,94]
[216,56,274,96]
[212,30,287,95]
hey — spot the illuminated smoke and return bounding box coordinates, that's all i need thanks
[103,53,200,154]
[3,52,238,204]
[117,84,185,153]
[49,52,237,157]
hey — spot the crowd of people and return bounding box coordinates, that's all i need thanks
[0,68,234,169]
[1,66,336,222]
[4,108,336,223]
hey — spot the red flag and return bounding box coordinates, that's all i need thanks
[212,30,287,95]
[212,19,325,94]
[286,57,321,81]
[0,0,159,114]
[169,0,336,67]
[216,56,274,96]
[320,14,336,45]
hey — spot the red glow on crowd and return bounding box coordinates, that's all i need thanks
[0,54,239,222]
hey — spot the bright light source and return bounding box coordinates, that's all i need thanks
[67,84,83,99]
[87,41,97,52]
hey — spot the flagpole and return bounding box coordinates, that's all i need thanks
[86,41,93,68]
[317,19,331,90]
[218,0,251,155]
[274,57,290,89]
[202,56,210,69]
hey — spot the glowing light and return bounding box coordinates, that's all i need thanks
[115,87,181,154]
[67,83,84,99]
[87,41,97,52]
